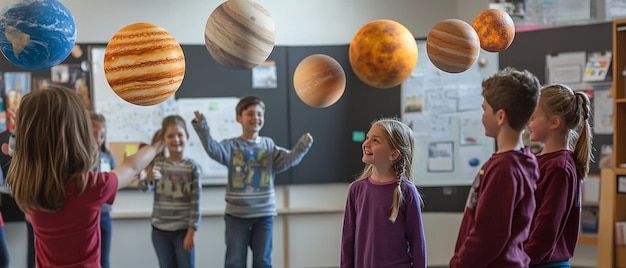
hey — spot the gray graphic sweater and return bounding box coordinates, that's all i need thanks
[192,119,312,218]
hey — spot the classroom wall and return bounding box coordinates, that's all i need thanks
[5,0,460,45]
[0,0,598,267]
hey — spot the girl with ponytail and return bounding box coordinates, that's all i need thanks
[525,84,593,268]
[340,118,426,268]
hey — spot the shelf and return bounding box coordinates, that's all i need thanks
[578,234,598,245]
[617,245,626,267]
[615,168,626,175]
[598,18,626,268]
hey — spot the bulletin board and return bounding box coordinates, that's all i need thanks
[402,41,495,187]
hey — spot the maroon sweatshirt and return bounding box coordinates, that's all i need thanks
[524,150,580,265]
[450,147,538,268]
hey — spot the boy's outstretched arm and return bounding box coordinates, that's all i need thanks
[274,133,313,173]
[191,111,232,165]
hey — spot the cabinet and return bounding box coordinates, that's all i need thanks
[597,18,626,268]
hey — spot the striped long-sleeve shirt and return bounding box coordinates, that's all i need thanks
[139,157,202,231]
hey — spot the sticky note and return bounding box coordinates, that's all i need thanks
[125,144,139,157]
[352,131,365,142]
[209,102,218,111]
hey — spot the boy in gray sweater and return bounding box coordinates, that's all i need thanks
[192,96,313,268]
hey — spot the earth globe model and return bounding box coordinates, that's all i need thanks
[0,0,76,70]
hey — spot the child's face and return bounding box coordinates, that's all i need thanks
[237,104,264,134]
[527,105,551,143]
[362,124,397,167]
[164,124,189,154]
[92,122,105,147]
[481,99,498,138]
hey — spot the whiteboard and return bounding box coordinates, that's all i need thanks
[177,97,241,178]
[402,41,496,187]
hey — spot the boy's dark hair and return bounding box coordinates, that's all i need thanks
[236,96,265,115]
[482,67,540,131]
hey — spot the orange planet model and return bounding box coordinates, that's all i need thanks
[349,19,418,89]
[293,54,346,108]
[426,19,480,73]
[473,8,515,52]
[104,23,185,106]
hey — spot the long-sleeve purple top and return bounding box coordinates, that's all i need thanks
[341,177,426,268]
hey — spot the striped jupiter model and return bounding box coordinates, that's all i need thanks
[104,22,185,106]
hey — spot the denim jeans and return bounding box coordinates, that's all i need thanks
[224,214,273,268]
[0,227,8,268]
[152,227,195,268]
[100,211,112,268]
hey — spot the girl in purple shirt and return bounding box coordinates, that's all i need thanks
[341,118,426,268]
[526,84,593,268]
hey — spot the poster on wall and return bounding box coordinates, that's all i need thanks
[401,41,495,186]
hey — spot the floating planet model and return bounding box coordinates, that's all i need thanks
[104,23,185,106]
[0,0,76,70]
[204,0,275,69]
[349,19,417,89]
[469,157,480,167]
[293,54,346,108]
[473,8,515,52]
[426,19,480,73]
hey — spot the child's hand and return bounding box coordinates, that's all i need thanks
[194,111,205,122]
[184,230,195,251]
[298,133,313,146]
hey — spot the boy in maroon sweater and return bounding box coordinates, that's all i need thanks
[450,67,541,268]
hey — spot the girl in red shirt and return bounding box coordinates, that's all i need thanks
[6,86,165,268]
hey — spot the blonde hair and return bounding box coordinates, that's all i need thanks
[538,84,593,178]
[6,86,98,212]
[354,118,420,222]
